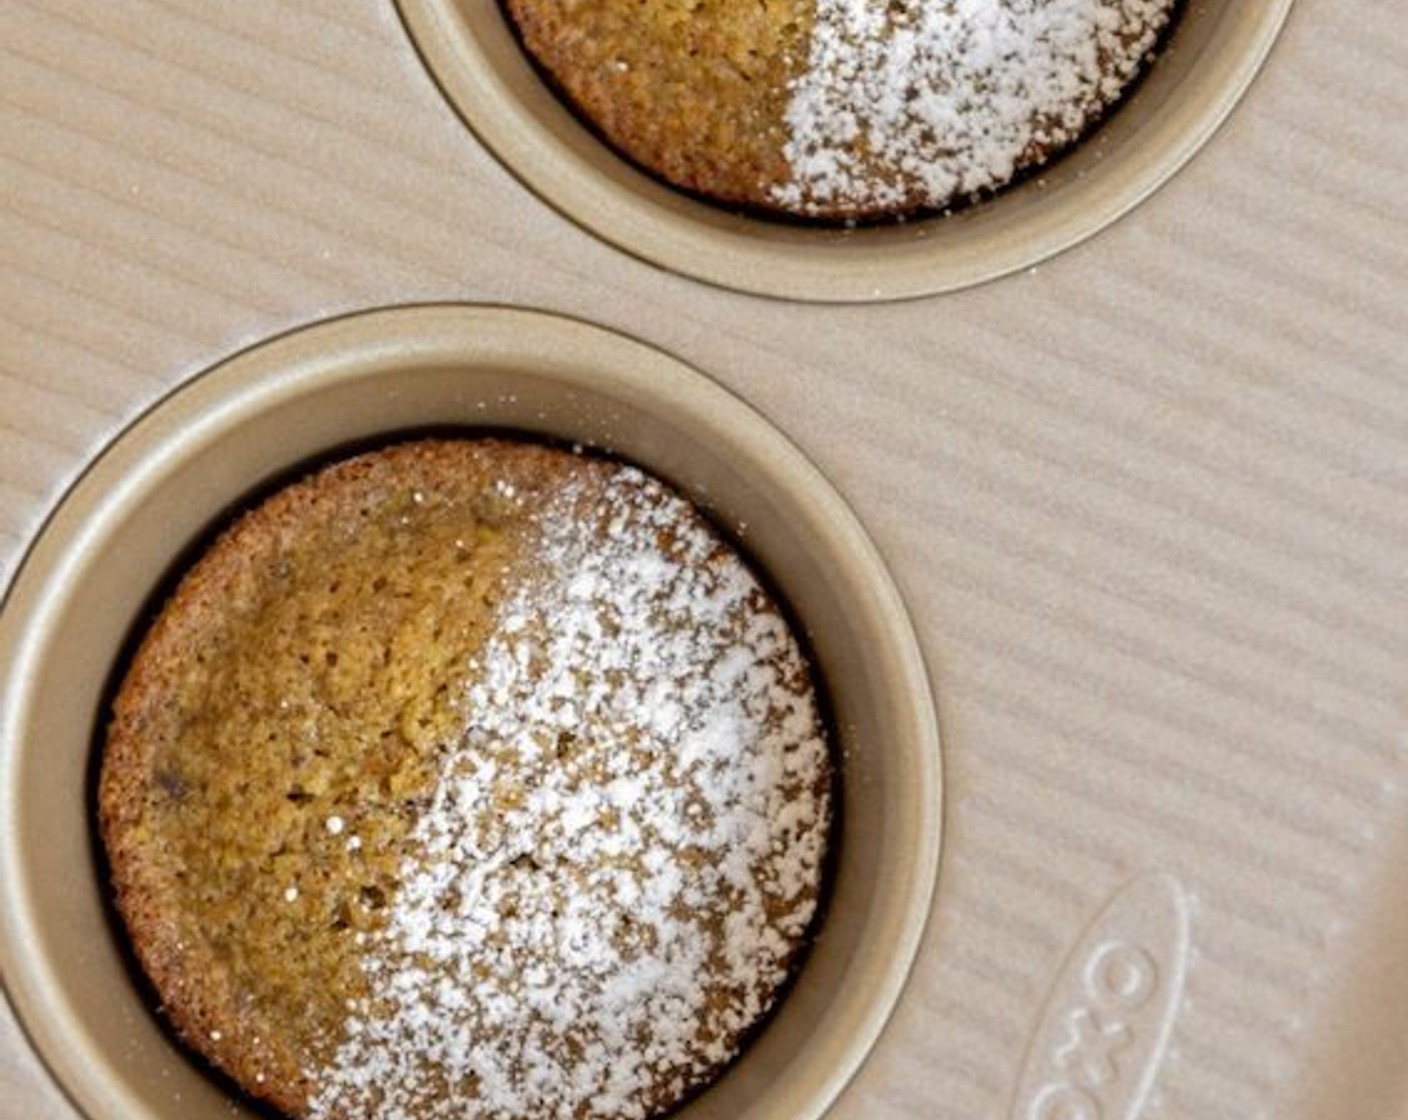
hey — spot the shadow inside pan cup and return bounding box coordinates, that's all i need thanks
[0,306,941,1120]
[393,0,1293,302]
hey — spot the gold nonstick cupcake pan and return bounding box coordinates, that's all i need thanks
[2,2,1407,1120]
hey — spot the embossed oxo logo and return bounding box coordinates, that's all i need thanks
[1010,876,1190,1120]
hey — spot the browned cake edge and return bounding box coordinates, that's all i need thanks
[99,437,834,1120]
[98,439,575,1117]
[500,0,1179,222]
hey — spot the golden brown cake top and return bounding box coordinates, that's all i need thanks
[100,439,832,1120]
[505,0,1179,219]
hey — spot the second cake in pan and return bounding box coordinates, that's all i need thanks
[503,0,1179,221]
[99,438,834,1120]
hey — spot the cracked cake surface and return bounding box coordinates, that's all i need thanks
[100,438,833,1120]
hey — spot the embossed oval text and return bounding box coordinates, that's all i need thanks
[1009,874,1190,1120]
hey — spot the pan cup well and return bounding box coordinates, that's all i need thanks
[393,1,1293,301]
[0,306,941,1120]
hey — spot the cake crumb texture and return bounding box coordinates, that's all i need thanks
[100,439,833,1120]
[502,0,1177,219]
[503,0,812,207]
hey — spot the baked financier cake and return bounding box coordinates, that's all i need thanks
[100,438,833,1120]
[502,0,1179,219]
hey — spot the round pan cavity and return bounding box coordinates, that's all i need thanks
[0,305,941,1120]
[392,0,1293,302]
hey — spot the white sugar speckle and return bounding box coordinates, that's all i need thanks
[309,464,832,1120]
[284,887,299,903]
[325,816,345,835]
[774,0,1176,213]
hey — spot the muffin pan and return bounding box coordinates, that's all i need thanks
[0,306,941,1120]
[6,3,1408,1120]
[394,0,1294,300]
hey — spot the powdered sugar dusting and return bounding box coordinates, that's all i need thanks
[773,0,1177,214]
[308,464,832,1120]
